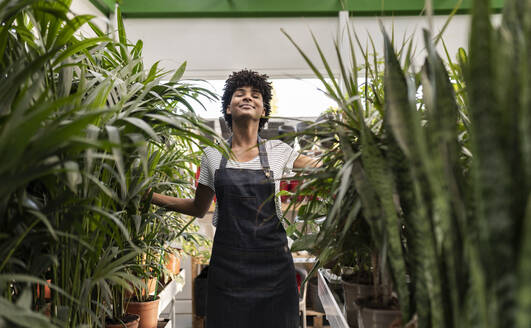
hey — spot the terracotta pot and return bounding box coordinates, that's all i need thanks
[145,278,157,296]
[124,277,157,299]
[280,180,289,202]
[342,281,376,328]
[358,307,401,328]
[125,298,160,328]
[36,279,52,299]
[165,253,181,275]
[105,314,140,328]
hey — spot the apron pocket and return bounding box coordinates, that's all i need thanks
[228,194,257,221]
[210,246,294,292]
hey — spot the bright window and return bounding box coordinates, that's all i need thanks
[192,79,336,119]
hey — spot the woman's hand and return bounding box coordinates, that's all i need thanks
[293,154,321,169]
[142,187,153,202]
[150,184,215,218]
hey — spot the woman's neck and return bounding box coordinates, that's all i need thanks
[231,121,259,149]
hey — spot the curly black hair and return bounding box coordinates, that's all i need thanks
[221,69,272,132]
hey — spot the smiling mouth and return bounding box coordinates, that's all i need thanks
[240,105,254,109]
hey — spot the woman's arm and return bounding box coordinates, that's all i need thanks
[151,183,215,218]
[293,153,321,169]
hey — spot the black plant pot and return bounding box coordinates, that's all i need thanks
[358,307,401,328]
[342,281,376,328]
[308,277,324,313]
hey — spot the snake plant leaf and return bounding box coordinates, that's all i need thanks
[422,28,469,327]
[359,119,410,319]
[469,0,515,325]
[498,0,529,251]
[515,4,531,328]
[522,0,531,189]
[350,159,381,242]
[381,34,417,160]
[517,197,531,328]
[356,46,411,313]
[382,90,435,326]
[382,27,447,327]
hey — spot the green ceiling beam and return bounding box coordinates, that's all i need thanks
[113,0,504,18]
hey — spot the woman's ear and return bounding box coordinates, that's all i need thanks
[226,107,231,115]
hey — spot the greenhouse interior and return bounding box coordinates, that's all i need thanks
[1,0,530,327]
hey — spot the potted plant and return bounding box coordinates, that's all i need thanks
[106,284,141,328]
[338,219,379,327]
[282,14,410,326]
[164,247,182,276]
[285,1,531,327]
[0,1,221,326]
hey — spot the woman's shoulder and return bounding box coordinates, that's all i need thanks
[201,146,223,165]
[264,139,293,152]
[203,145,219,154]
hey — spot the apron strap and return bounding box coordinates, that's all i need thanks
[219,136,271,177]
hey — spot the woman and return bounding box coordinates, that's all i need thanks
[151,70,318,328]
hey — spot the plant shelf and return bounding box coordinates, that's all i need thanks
[157,319,171,328]
[157,269,186,328]
[317,269,349,328]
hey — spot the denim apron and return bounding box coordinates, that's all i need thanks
[206,137,299,328]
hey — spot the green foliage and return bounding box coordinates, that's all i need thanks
[285,0,531,327]
[0,1,220,326]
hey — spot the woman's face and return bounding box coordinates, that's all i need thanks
[226,86,265,126]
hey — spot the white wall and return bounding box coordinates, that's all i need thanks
[122,14,481,80]
[70,0,109,33]
[67,2,501,80]
[123,16,339,79]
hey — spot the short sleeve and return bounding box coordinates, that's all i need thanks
[197,152,214,191]
[283,143,300,171]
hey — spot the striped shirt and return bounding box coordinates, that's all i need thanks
[198,139,300,227]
